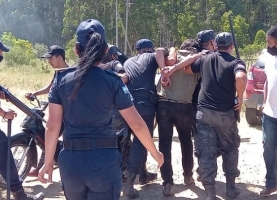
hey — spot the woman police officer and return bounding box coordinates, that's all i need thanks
[38,19,164,199]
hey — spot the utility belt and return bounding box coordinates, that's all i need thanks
[158,97,189,104]
[131,89,158,104]
[63,138,118,151]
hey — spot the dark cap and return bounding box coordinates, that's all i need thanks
[108,44,122,56]
[0,40,10,52]
[41,45,65,58]
[76,19,106,47]
[197,30,215,43]
[215,32,233,48]
[135,39,154,50]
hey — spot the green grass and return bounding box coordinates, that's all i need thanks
[0,59,55,103]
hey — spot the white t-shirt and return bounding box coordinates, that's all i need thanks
[263,53,277,118]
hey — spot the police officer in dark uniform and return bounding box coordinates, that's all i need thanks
[192,30,217,133]
[38,19,163,200]
[123,39,166,198]
[0,40,45,200]
[100,45,130,182]
[182,32,246,200]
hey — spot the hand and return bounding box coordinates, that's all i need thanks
[259,104,265,111]
[3,110,17,120]
[25,93,36,101]
[161,76,171,88]
[161,66,176,77]
[38,163,54,183]
[150,150,164,169]
[234,97,243,112]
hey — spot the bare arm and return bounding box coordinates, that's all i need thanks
[235,71,247,111]
[38,103,62,183]
[260,79,268,111]
[165,47,177,66]
[155,48,166,70]
[33,82,52,96]
[263,79,268,104]
[119,106,164,168]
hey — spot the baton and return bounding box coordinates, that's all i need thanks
[229,14,241,123]
[228,14,240,59]
[0,85,46,123]
[6,119,12,200]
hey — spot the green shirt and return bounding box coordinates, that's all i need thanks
[157,50,200,103]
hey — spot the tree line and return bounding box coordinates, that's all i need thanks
[0,0,275,62]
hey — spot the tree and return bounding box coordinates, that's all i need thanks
[254,30,266,47]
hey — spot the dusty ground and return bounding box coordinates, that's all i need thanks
[0,102,276,200]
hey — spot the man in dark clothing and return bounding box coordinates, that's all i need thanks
[156,39,202,196]
[123,39,166,199]
[183,32,246,200]
[100,46,130,182]
[0,40,44,200]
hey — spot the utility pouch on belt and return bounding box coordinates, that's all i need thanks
[148,90,158,104]
[116,128,128,153]
[234,98,240,123]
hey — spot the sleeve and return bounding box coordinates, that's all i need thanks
[48,78,62,105]
[233,59,246,74]
[190,57,203,73]
[112,61,125,73]
[114,80,133,110]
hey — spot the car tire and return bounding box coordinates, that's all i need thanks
[245,108,262,126]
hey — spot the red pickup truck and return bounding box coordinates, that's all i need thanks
[243,49,267,126]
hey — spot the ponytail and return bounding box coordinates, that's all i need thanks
[70,32,108,99]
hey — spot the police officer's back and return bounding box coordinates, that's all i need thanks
[38,19,163,200]
[189,32,247,200]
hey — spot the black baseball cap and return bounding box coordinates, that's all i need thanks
[76,19,106,47]
[41,45,65,58]
[197,30,215,43]
[0,40,10,52]
[135,39,154,50]
[215,32,233,48]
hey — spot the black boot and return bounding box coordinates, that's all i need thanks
[138,162,157,185]
[204,185,216,200]
[12,188,45,200]
[226,177,240,199]
[124,172,139,199]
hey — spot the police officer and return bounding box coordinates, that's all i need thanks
[192,30,217,181]
[175,32,246,200]
[100,45,130,182]
[25,45,68,177]
[156,39,202,196]
[0,40,44,200]
[191,30,217,134]
[37,19,163,200]
[123,39,166,198]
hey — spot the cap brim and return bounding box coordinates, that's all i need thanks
[41,53,52,58]
[1,44,10,52]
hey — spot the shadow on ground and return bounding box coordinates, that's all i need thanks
[0,181,64,200]
[120,180,276,200]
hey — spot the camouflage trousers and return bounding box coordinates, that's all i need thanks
[194,107,240,185]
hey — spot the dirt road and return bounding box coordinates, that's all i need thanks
[0,109,275,199]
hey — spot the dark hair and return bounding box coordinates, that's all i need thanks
[267,26,277,40]
[180,39,202,52]
[71,32,108,99]
[53,54,65,61]
[217,42,232,50]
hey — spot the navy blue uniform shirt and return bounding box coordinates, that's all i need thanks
[48,66,133,141]
[124,52,158,94]
[123,52,158,116]
[191,51,246,111]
